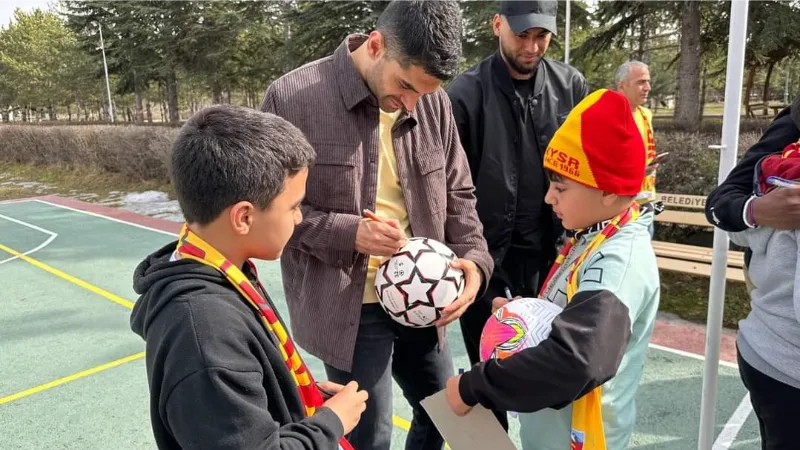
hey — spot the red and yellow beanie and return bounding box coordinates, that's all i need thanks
[544,89,646,196]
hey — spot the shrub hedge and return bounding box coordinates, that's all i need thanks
[0,124,177,182]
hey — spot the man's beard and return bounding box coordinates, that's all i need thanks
[366,60,403,112]
[500,43,540,76]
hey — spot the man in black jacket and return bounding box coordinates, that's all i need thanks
[706,93,800,234]
[445,0,588,429]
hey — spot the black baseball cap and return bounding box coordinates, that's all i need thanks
[499,0,558,36]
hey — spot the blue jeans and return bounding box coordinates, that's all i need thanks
[324,304,453,450]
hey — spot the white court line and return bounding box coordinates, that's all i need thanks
[31,199,177,237]
[649,343,749,448]
[0,198,34,205]
[648,343,739,369]
[0,212,58,265]
[24,199,754,434]
[712,393,753,450]
[31,200,741,365]
[16,197,755,444]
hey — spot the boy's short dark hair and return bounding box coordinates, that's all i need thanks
[170,104,315,225]
[547,170,564,183]
[376,0,462,80]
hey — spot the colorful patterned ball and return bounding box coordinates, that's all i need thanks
[479,297,564,361]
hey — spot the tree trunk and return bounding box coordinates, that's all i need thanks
[211,80,223,104]
[283,1,293,72]
[744,66,757,117]
[67,104,72,121]
[134,70,145,123]
[699,63,708,120]
[763,60,776,115]
[49,103,57,121]
[146,102,153,123]
[166,70,180,123]
[636,13,647,61]
[674,1,702,131]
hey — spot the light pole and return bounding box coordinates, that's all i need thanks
[98,22,114,122]
[698,0,749,448]
[564,0,570,65]
[785,66,790,105]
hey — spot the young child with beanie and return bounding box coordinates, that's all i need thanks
[728,143,800,447]
[445,89,660,450]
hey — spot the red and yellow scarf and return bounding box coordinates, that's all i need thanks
[636,106,657,204]
[539,203,640,450]
[174,224,354,450]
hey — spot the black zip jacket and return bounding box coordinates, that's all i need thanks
[706,105,800,232]
[446,52,589,265]
[131,242,343,450]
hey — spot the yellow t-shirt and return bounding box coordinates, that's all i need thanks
[633,106,657,204]
[363,109,411,303]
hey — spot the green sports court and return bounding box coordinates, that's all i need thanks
[0,196,761,449]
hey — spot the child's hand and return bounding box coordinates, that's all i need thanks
[323,381,368,435]
[491,295,521,313]
[491,297,509,313]
[316,381,345,400]
[445,375,472,416]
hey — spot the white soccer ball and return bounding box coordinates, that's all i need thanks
[374,237,465,327]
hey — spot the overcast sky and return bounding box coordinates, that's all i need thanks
[0,0,58,28]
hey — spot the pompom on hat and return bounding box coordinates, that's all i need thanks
[543,89,646,196]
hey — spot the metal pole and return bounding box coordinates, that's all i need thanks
[698,1,749,449]
[564,0,570,65]
[98,23,114,122]
[785,67,790,105]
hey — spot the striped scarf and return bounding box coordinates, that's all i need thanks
[636,106,658,205]
[539,203,640,450]
[175,224,354,450]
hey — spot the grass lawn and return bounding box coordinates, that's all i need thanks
[658,271,750,330]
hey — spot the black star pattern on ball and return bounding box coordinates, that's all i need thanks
[396,271,436,309]
[376,238,462,326]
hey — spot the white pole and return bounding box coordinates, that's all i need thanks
[98,23,114,122]
[698,1,749,449]
[564,0,570,65]
[785,66,790,105]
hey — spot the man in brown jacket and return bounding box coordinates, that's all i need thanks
[260,2,493,449]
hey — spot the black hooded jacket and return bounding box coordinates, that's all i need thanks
[131,241,343,450]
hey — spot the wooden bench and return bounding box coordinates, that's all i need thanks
[745,102,789,118]
[652,193,745,282]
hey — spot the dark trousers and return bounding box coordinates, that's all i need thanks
[325,304,453,450]
[458,246,551,431]
[738,349,800,450]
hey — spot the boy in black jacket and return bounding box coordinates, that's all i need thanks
[131,105,367,450]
